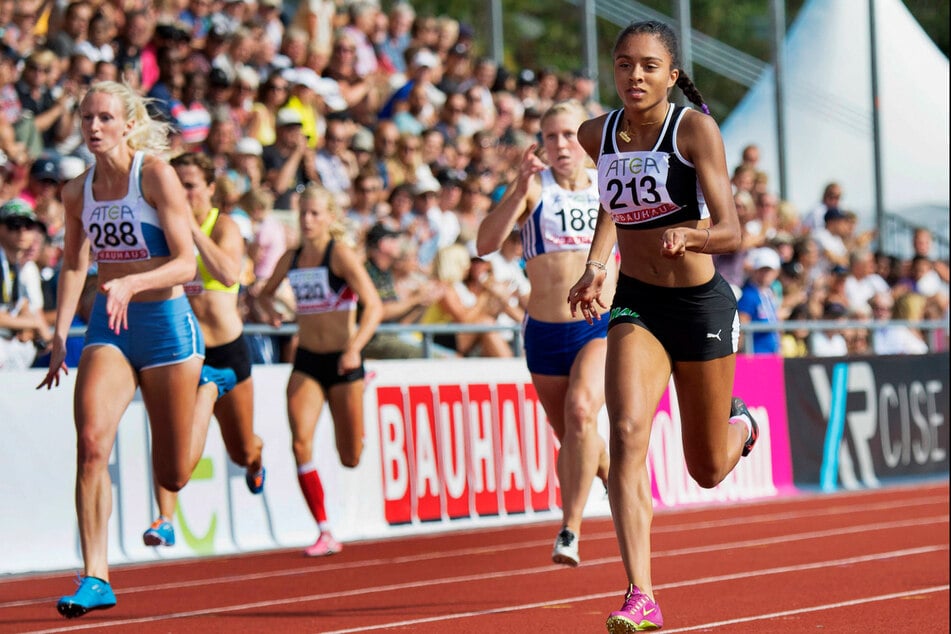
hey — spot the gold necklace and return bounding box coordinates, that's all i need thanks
[618,118,662,143]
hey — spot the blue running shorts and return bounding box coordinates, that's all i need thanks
[524,316,609,377]
[84,294,205,371]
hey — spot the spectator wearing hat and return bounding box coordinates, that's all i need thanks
[263,107,317,210]
[411,179,446,265]
[348,126,376,174]
[378,47,445,121]
[812,206,851,272]
[206,66,237,120]
[514,68,538,108]
[437,41,473,95]
[229,137,264,195]
[737,247,783,354]
[19,157,62,210]
[0,198,51,370]
[280,67,324,148]
[362,222,442,359]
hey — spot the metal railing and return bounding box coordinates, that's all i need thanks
[66,319,948,358]
[739,319,948,355]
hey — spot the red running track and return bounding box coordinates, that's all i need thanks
[2,480,947,633]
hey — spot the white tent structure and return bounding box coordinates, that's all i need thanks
[720,0,949,237]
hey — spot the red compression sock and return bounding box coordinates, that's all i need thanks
[297,467,328,524]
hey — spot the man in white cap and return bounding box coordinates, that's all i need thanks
[262,107,316,209]
[737,246,782,354]
[378,47,444,120]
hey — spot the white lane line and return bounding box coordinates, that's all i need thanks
[18,545,949,633]
[659,585,950,633]
[5,488,945,585]
[3,514,946,611]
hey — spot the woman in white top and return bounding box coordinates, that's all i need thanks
[477,100,613,567]
[38,81,202,618]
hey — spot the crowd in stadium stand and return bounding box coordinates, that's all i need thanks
[0,0,948,371]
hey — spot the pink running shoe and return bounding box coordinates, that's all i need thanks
[605,585,663,632]
[304,532,342,557]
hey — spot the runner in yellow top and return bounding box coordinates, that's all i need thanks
[142,152,266,548]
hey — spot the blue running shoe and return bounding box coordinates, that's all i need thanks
[199,366,238,399]
[246,466,266,494]
[142,517,175,547]
[57,576,116,619]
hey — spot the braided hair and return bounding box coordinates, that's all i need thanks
[613,20,711,116]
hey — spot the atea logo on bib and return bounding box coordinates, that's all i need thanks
[89,203,137,221]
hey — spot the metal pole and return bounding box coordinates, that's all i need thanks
[770,0,788,201]
[582,0,599,102]
[674,0,692,78]
[488,0,504,66]
[868,0,885,236]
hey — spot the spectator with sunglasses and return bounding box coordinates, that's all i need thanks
[1,198,51,370]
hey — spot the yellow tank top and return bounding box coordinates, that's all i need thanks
[197,208,240,294]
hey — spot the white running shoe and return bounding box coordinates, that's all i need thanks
[551,527,579,566]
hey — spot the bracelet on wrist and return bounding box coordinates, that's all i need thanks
[586,260,607,271]
[699,228,711,253]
